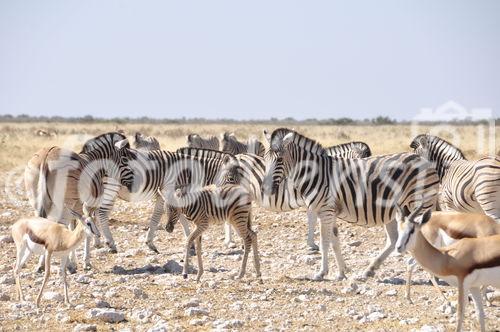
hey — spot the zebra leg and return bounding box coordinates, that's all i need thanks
[237,233,252,280]
[362,220,398,279]
[195,236,204,282]
[96,208,117,253]
[179,215,195,256]
[313,217,333,281]
[331,223,347,281]
[145,197,164,253]
[183,223,207,279]
[306,209,319,252]
[66,219,77,274]
[224,222,237,249]
[83,233,92,270]
[250,230,262,283]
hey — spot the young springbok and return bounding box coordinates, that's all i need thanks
[405,211,500,303]
[395,207,500,332]
[11,207,100,307]
[158,185,261,283]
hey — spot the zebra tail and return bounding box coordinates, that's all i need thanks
[35,154,50,218]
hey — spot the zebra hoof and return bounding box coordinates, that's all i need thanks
[362,270,375,279]
[312,273,325,281]
[224,241,237,249]
[146,243,159,254]
[35,265,45,273]
[307,244,320,252]
[335,273,346,281]
[67,265,77,274]
[183,273,188,279]
[83,263,92,271]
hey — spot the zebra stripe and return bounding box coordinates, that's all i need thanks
[263,128,440,280]
[162,184,261,281]
[221,132,265,156]
[411,134,500,221]
[186,134,220,150]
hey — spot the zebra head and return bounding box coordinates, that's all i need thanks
[262,131,295,195]
[134,132,161,151]
[395,205,432,254]
[215,155,243,186]
[158,188,183,233]
[410,134,431,158]
[80,132,135,191]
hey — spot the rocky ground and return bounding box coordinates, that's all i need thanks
[1,195,500,332]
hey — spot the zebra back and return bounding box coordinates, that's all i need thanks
[325,141,372,158]
[186,134,220,150]
[269,128,325,154]
[221,132,265,156]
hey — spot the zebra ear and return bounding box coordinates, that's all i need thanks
[115,138,129,150]
[263,130,271,143]
[282,132,294,147]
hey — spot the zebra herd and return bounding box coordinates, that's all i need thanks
[16,128,500,329]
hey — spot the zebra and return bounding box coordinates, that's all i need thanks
[221,132,265,156]
[96,145,239,253]
[134,132,160,151]
[187,133,220,150]
[411,134,500,221]
[158,185,261,282]
[262,128,440,281]
[24,132,133,269]
[325,141,372,158]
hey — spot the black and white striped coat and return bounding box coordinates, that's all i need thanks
[325,141,371,158]
[263,128,440,280]
[411,134,500,222]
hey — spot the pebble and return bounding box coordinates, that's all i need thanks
[0,235,13,243]
[412,325,444,332]
[385,289,397,297]
[76,275,91,284]
[95,299,111,308]
[213,319,244,329]
[182,298,200,308]
[86,308,126,323]
[73,324,97,332]
[147,323,169,332]
[43,291,64,302]
[131,308,154,323]
[0,275,15,285]
[189,317,208,326]
[348,240,362,247]
[184,307,209,317]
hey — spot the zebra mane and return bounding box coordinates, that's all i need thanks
[80,132,129,154]
[411,134,466,160]
[270,128,325,154]
[176,147,236,161]
[134,132,160,150]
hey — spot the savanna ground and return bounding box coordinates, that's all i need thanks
[0,122,499,332]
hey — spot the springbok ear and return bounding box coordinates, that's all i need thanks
[282,132,294,147]
[68,208,83,221]
[115,138,129,150]
[419,210,432,225]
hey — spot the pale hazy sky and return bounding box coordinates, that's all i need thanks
[0,1,499,120]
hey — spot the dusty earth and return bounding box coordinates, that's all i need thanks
[1,192,500,332]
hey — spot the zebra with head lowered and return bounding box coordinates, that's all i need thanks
[262,128,439,281]
[411,134,500,221]
[221,132,265,157]
[325,141,372,158]
[24,132,134,270]
[187,134,220,150]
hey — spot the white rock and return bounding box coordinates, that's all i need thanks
[294,294,309,302]
[95,299,110,308]
[183,298,200,308]
[365,311,385,322]
[412,325,445,332]
[131,308,154,323]
[437,301,456,315]
[43,291,64,302]
[148,323,169,332]
[213,319,244,329]
[73,324,97,332]
[76,275,91,284]
[87,308,126,323]
[130,287,148,299]
[385,289,397,297]
[348,240,362,247]
[317,304,327,312]
[189,317,208,326]
[184,307,209,317]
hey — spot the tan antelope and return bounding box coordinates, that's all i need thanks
[405,211,500,303]
[395,207,500,332]
[11,206,100,307]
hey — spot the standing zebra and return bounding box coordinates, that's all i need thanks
[24,132,133,269]
[187,134,220,150]
[262,128,439,280]
[221,132,265,156]
[134,132,160,151]
[159,185,261,282]
[410,134,500,221]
